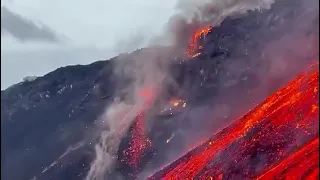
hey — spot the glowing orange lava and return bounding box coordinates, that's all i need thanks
[122,114,151,170]
[186,26,212,58]
[169,98,187,108]
[148,68,319,180]
[121,87,156,172]
[256,137,319,180]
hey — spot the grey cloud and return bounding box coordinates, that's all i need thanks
[1,6,61,42]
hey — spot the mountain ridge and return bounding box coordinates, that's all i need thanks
[1,0,318,179]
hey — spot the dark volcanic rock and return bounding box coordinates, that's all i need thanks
[1,60,116,180]
[1,0,318,179]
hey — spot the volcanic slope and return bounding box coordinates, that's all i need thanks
[1,0,318,179]
[148,68,319,180]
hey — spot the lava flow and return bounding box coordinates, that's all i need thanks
[122,114,151,170]
[148,67,319,180]
[256,137,319,180]
[121,88,155,172]
[186,26,212,58]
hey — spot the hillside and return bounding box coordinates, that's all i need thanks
[1,0,318,179]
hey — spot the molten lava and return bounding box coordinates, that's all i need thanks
[169,98,187,108]
[256,137,319,180]
[186,26,212,58]
[122,25,213,168]
[148,68,319,179]
[159,98,188,116]
[122,88,155,171]
[122,114,151,170]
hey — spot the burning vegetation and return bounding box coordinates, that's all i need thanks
[148,67,319,179]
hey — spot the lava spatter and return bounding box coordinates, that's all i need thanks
[148,68,319,180]
[186,26,212,58]
[122,114,151,170]
[121,87,155,173]
[159,98,188,116]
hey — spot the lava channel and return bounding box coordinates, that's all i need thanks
[122,113,151,171]
[121,87,155,174]
[148,68,319,180]
[186,26,212,58]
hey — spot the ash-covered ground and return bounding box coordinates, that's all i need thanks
[1,0,318,179]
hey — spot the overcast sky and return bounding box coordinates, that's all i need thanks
[1,0,178,89]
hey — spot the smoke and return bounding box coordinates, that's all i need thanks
[154,0,275,52]
[85,100,146,180]
[85,48,173,179]
[175,0,274,21]
[85,0,265,179]
[85,0,319,179]
[144,0,318,177]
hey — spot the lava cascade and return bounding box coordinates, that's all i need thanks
[148,68,319,180]
[121,88,155,172]
[122,114,151,170]
[186,26,212,58]
[121,24,214,168]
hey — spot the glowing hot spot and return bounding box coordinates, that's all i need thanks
[148,68,319,179]
[186,26,212,58]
